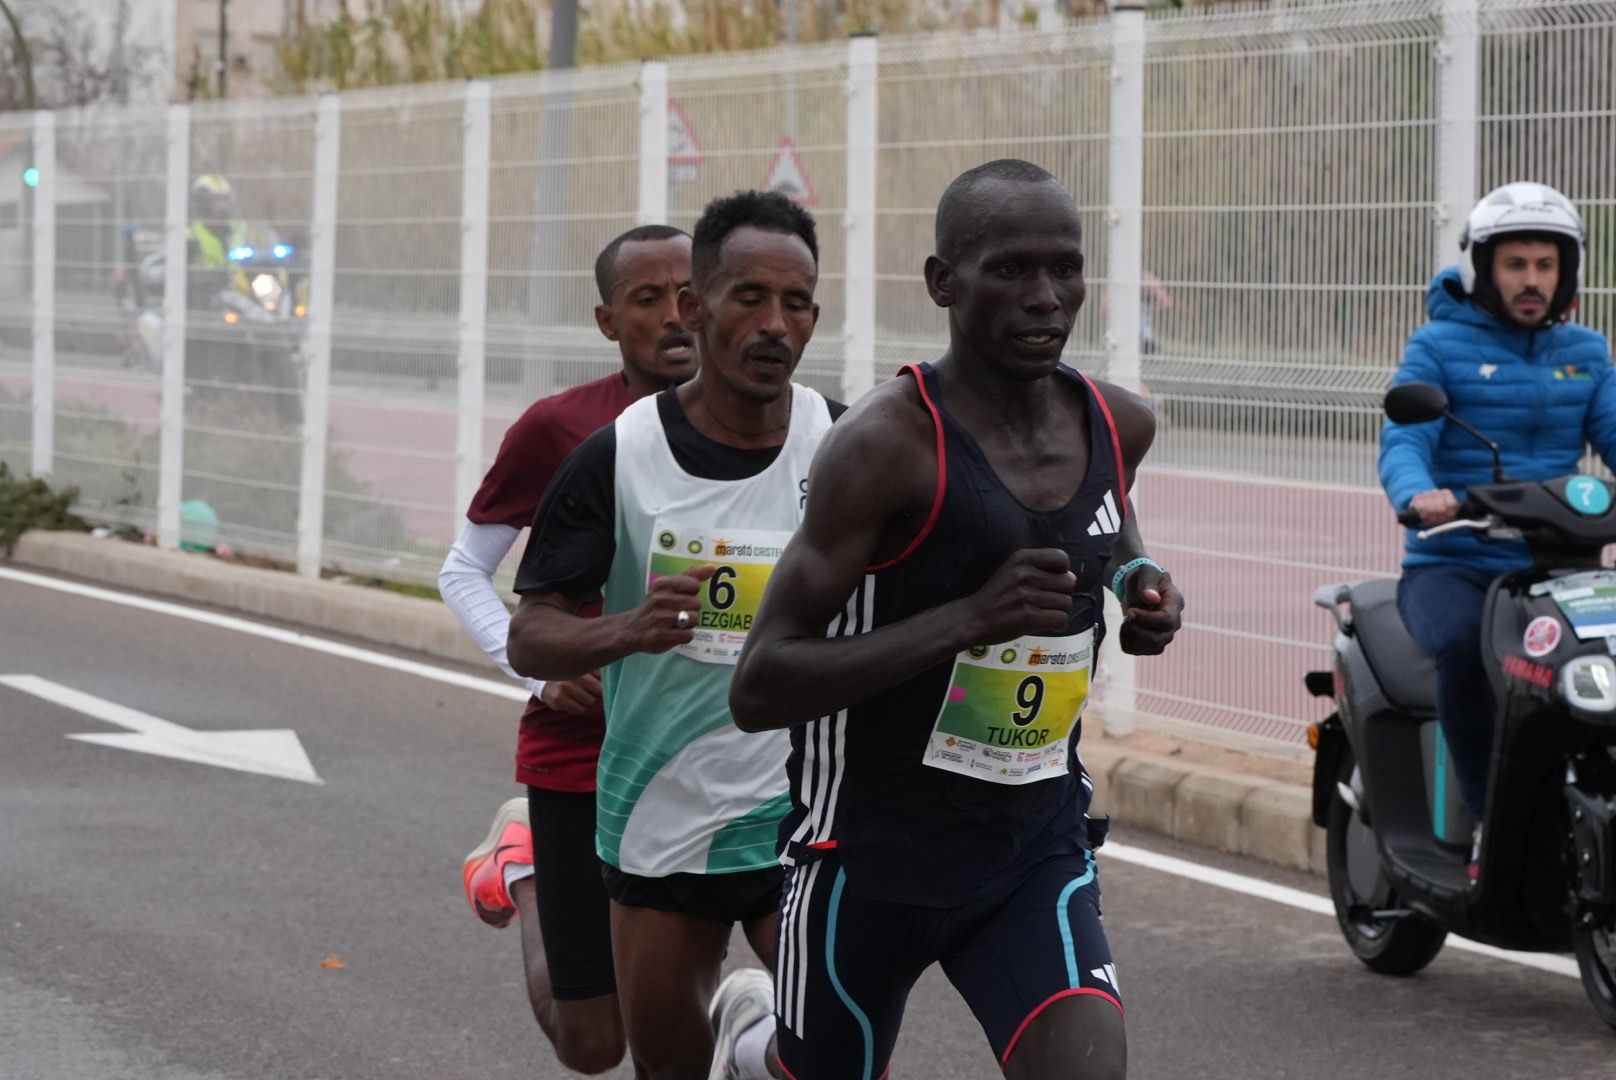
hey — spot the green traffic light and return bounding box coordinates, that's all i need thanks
[22,167,39,188]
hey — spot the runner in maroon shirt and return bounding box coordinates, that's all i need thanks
[445,225,693,1074]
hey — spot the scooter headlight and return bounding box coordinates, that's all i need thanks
[251,273,284,310]
[1561,656,1616,713]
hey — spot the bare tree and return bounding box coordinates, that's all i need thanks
[0,0,163,113]
[0,0,36,109]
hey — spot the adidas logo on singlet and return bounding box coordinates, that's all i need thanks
[1086,490,1122,537]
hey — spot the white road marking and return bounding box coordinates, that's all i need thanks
[0,674,323,784]
[0,566,1587,980]
[0,567,528,703]
[1104,842,1581,979]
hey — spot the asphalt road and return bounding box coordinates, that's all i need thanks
[2,568,1613,1079]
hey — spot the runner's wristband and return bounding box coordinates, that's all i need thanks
[1111,557,1165,602]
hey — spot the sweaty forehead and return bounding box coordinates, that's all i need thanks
[946,179,1082,261]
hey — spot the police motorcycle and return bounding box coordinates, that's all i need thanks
[114,230,308,424]
[203,238,308,425]
[1307,380,1616,1029]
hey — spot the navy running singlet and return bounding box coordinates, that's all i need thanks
[779,361,1128,907]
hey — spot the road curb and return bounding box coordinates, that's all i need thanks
[6,529,1325,876]
[7,530,489,670]
[1084,743,1325,875]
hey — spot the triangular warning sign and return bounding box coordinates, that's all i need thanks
[762,137,816,206]
[669,99,705,165]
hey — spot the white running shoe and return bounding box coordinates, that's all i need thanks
[707,967,774,1080]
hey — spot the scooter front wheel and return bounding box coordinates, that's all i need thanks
[1572,920,1616,1031]
[1325,751,1447,975]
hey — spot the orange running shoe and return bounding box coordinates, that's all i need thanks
[461,797,533,928]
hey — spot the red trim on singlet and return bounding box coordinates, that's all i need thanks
[1081,375,1129,523]
[998,987,1125,1069]
[807,840,838,850]
[867,364,948,572]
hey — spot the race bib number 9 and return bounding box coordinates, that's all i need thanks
[924,629,1094,785]
[647,524,792,665]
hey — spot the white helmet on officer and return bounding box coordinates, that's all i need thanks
[1458,182,1585,322]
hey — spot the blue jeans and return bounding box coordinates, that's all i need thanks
[1396,564,1497,818]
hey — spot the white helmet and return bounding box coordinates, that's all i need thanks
[1458,182,1585,320]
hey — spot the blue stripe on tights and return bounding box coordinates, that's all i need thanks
[1433,726,1449,842]
[1058,851,1097,987]
[826,868,875,1080]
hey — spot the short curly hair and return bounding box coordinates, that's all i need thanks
[691,190,818,288]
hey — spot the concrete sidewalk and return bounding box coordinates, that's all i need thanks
[6,529,1325,876]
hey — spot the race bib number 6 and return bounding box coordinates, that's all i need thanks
[647,524,792,665]
[924,629,1094,785]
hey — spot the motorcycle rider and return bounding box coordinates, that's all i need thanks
[186,173,253,307]
[1380,182,1616,872]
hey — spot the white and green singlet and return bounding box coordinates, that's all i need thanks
[515,384,836,878]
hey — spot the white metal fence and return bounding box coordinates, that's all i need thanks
[3,0,1614,754]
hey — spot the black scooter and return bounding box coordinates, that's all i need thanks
[1308,381,1616,1030]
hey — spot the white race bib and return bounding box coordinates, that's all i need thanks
[923,629,1094,785]
[646,523,792,665]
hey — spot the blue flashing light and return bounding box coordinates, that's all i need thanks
[272,243,292,260]
[228,245,255,262]
[22,166,40,188]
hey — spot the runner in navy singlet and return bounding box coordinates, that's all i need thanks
[732,160,1185,1080]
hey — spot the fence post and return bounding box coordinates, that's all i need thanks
[638,61,669,226]
[156,104,190,550]
[1102,2,1147,736]
[1436,0,1479,269]
[30,110,55,479]
[455,81,493,523]
[842,34,878,403]
[296,94,341,578]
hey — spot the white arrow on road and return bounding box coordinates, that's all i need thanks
[0,674,323,785]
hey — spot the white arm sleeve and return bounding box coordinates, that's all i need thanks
[438,521,546,701]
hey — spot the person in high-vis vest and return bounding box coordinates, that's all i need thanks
[185,174,251,308]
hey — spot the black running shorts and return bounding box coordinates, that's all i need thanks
[774,849,1120,1077]
[527,786,616,1000]
[601,862,784,924]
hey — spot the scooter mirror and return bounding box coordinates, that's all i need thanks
[1384,382,1449,425]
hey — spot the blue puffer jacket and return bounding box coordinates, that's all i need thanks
[1380,266,1616,573]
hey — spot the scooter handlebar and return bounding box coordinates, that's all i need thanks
[1396,506,1423,528]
